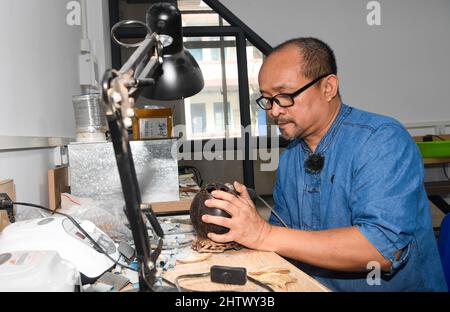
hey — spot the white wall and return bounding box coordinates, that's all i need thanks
[0,0,81,138]
[219,0,450,126]
[0,0,109,211]
[86,0,112,79]
[214,0,450,200]
[0,149,56,217]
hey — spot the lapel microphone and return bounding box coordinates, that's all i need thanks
[305,153,325,174]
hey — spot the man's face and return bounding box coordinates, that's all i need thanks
[258,47,328,141]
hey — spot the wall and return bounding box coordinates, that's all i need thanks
[0,149,57,218]
[86,0,112,79]
[204,0,450,196]
[219,0,450,126]
[0,0,110,212]
[0,0,80,138]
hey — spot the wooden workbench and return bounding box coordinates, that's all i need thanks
[163,248,330,292]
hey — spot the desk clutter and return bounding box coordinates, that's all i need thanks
[81,214,199,292]
[1,173,320,292]
[80,214,298,292]
[413,134,450,216]
[52,181,298,292]
[415,134,450,158]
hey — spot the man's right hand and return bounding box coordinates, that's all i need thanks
[201,181,273,250]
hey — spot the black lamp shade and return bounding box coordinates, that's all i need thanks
[141,2,204,100]
[142,49,204,100]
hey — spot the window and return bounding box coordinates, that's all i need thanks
[213,102,224,132]
[111,0,274,188]
[246,41,265,136]
[118,0,230,27]
[190,48,204,61]
[183,36,241,140]
[190,103,206,134]
[210,48,220,61]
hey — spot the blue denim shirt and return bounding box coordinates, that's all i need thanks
[270,104,448,291]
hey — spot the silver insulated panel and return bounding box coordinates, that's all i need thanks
[68,140,179,203]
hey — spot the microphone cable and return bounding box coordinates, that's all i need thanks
[245,188,288,228]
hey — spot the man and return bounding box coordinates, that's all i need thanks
[201,37,447,291]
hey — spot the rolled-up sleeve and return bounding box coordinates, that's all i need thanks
[351,123,424,274]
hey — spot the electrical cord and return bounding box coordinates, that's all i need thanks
[139,261,178,291]
[245,188,288,228]
[175,272,210,292]
[444,166,450,181]
[11,202,138,272]
[9,201,177,290]
[174,272,274,292]
[4,201,275,293]
[179,165,203,187]
[247,275,276,292]
[190,166,203,187]
[430,135,446,141]
[256,195,288,228]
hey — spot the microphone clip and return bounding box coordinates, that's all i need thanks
[305,154,325,174]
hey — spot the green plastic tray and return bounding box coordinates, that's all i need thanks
[416,141,450,158]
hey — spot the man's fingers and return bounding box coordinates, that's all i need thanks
[201,214,232,229]
[234,181,252,201]
[211,188,253,210]
[209,190,243,212]
[211,189,239,203]
[233,181,256,209]
[204,198,238,216]
[207,232,234,244]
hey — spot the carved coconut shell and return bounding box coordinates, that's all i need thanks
[190,182,238,238]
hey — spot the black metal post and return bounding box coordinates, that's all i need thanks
[236,30,254,189]
[106,112,155,291]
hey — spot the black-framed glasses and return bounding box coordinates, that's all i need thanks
[256,73,331,110]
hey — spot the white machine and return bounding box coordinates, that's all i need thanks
[0,250,80,292]
[0,216,120,283]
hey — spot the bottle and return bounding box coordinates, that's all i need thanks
[132,106,173,140]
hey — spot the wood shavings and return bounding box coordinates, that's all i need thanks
[248,267,297,289]
[191,238,243,253]
[177,252,212,264]
[248,266,291,275]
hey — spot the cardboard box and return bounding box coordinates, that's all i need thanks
[0,179,15,231]
[150,198,192,215]
[48,166,70,210]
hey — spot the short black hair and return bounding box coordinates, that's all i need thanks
[272,37,338,80]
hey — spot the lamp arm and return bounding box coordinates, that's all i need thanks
[105,105,155,291]
[129,55,160,99]
[119,34,157,75]
[99,2,204,291]
[113,33,162,99]
[101,49,165,291]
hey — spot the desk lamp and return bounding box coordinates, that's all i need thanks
[101,2,204,291]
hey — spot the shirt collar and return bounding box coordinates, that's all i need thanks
[299,103,352,155]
